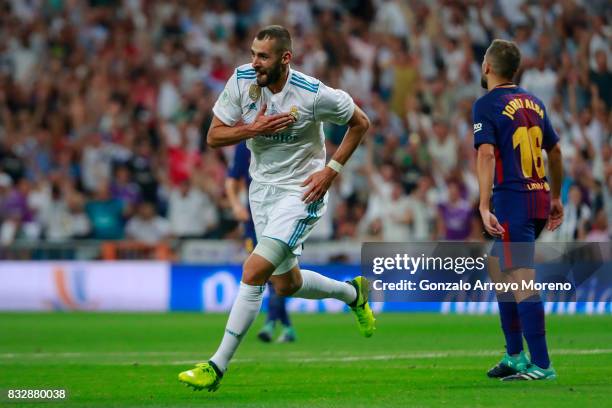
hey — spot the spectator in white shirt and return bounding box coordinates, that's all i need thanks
[406,177,435,241]
[520,55,558,108]
[380,182,414,241]
[428,118,458,178]
[168,179,218,238]
[125,201,171,244]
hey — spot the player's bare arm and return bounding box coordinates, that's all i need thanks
[225,177,250,222]
[477,143,505,238]
[301,104,370,203]
[545,142,564,231]
[207,104,295,148]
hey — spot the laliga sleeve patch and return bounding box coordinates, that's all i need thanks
[220,89,230,106]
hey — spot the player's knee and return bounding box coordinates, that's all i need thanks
[242,238,293,285]
[252,237,292,267]
[241,265,264,285]
[242,256,271,285]
[272,279,300,296]
[269,257,299,295]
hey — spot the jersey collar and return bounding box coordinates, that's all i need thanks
[492,82,516,90]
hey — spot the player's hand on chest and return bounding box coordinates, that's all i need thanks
[241,89,311,131]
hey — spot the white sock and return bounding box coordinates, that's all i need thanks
[293,269,357,304]
[210,282,264,372]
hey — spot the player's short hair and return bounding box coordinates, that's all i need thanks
[486,39,521,80]
[255,25,292,55]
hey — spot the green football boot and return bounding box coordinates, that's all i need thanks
[487,351,530,378]
[502,363,557,381]
[348,276,376,337]
[276,326,297,343]
[178,361,222,392]
[257,321,274,343]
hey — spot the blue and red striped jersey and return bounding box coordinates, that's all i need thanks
[472,86,559,194]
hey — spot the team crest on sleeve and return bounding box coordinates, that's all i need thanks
[249,84,261,101]
[289,105,300,121]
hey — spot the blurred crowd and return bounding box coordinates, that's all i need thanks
[0,0,610,247]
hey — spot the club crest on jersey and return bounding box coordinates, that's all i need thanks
[249,84,261,101]
[289,106,300,121]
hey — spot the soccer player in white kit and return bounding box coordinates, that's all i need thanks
[178,25,375,392]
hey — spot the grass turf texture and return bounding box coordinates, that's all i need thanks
[0,313,611,407]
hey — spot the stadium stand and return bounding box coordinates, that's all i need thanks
[0,0,609,259]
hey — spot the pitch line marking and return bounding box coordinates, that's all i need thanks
[1,349,611,365]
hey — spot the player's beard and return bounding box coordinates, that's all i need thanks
[480,75,488,90]
[256,61,283,88]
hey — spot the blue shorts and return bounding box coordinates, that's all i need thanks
[491,191,547,270]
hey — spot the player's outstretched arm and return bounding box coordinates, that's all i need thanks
[477,143,505,238]
[545,142,564,231]
[301,104,370,203]
[207,104,295,148]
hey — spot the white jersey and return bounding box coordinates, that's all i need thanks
[213,64,355,191]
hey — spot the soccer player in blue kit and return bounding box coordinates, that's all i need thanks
[226,140,296,343]
[474,39,564,381]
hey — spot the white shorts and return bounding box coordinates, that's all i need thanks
[249,181,327,257]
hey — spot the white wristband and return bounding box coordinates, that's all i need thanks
[326,159,343,173]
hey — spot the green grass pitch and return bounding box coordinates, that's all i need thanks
[0,312,611,407]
